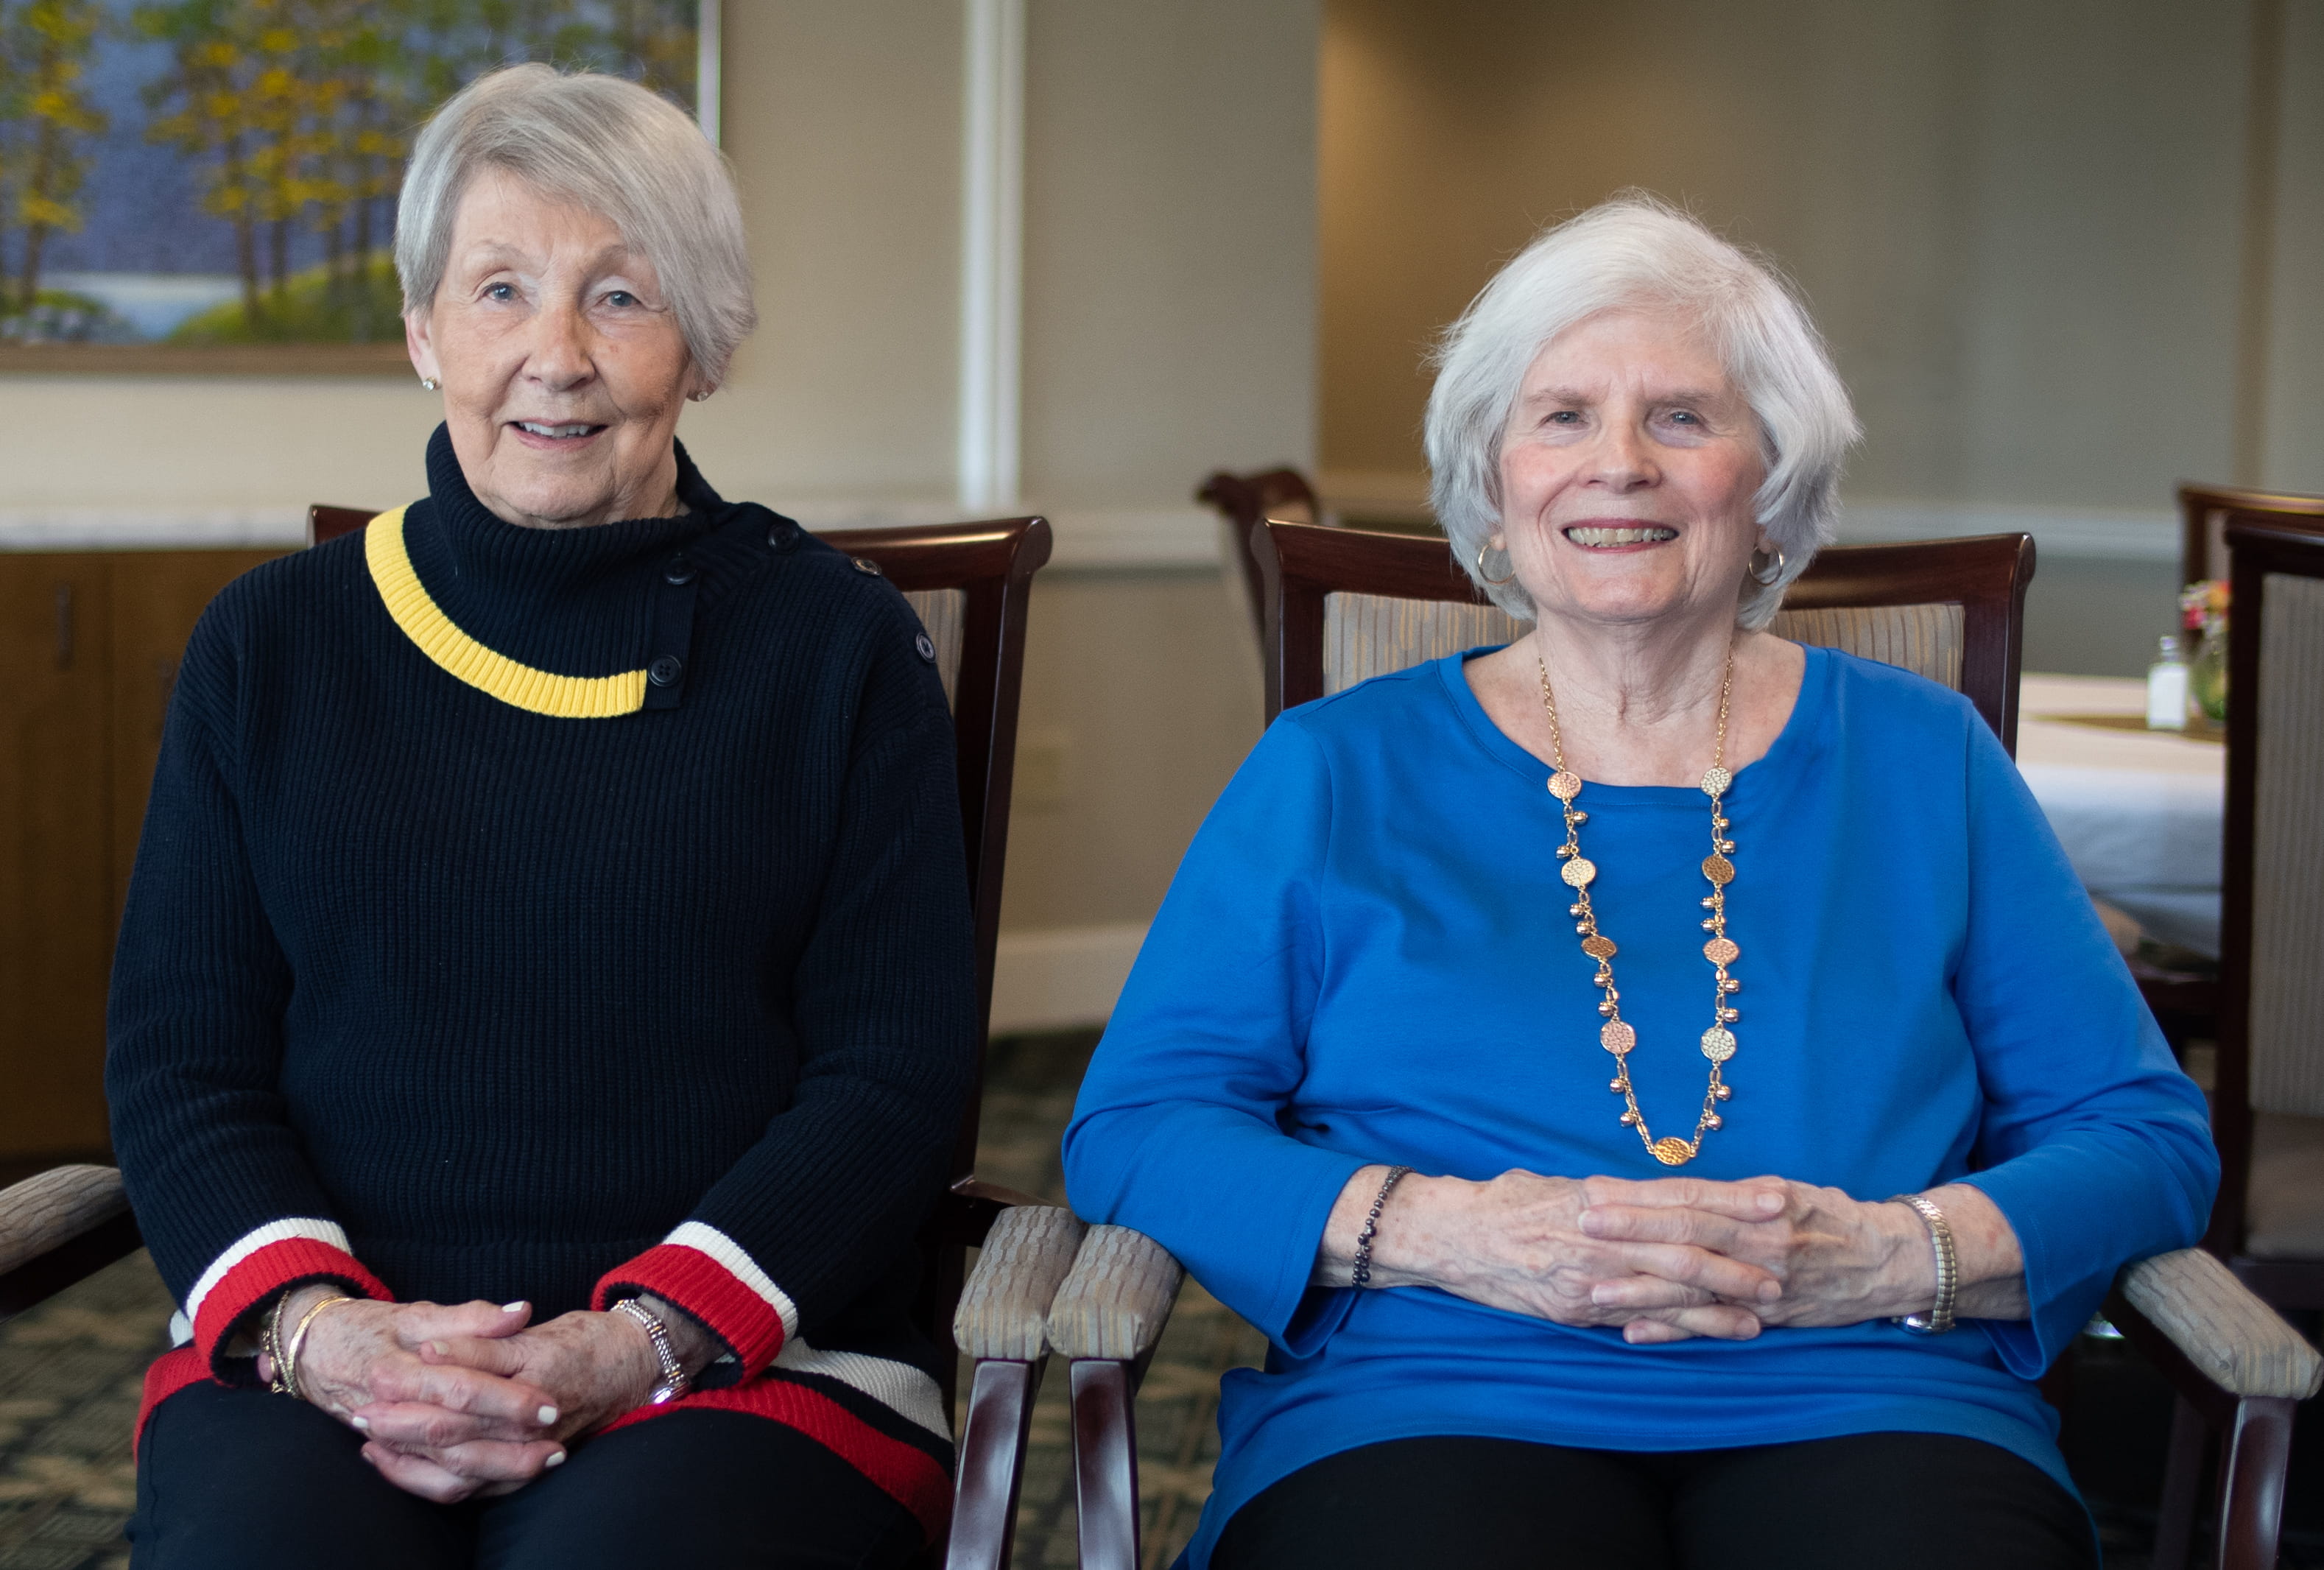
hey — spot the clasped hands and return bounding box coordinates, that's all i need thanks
[1326,1168,2008,1345]
[256,1286,707,1502]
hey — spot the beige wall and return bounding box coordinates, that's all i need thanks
[1317,0,2324,672]
[1021,0,1319,508]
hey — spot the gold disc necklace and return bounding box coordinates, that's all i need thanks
[1537,647,1741,1167]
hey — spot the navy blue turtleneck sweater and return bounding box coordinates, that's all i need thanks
[107,429,976,1516]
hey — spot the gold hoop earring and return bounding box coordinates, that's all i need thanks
[1750,545,1787,586]
[419,376,440,391]
[1476,541,1518,587]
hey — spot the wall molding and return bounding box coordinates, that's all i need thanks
[0,507,307,549]
[0,501,1225,572]
[0,497,2169,567]
[957,0,1026,512]
[696,0,724,147]
[1837,499,2178,563]
[990,920,1146,1035]
[1318,472,2182,564]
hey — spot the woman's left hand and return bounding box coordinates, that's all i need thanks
[352,1298,711,1499]
[1574,1177,2027,1342]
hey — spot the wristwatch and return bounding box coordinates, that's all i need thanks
[1888,1194,1959,1335]
[611,1296,691,1404]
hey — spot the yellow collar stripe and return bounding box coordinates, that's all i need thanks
[364,505,648,719]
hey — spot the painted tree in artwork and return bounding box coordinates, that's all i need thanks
[4,0,108,309]
[133,0,700,344]
[137,0,270,323]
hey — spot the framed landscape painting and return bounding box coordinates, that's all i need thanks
[0,0,709,373]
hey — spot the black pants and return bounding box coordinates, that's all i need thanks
[130,1382,926,1569]
[1212,1432,2095,1570]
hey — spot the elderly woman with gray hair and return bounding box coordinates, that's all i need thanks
[105,66,973,1568]
[1063,197,2215,1570]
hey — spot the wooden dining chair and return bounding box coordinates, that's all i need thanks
[2124,513,2324,1570]
[1046,520,2322,1570]
[1247,519,2033,747]
[2202,510,2324,1311]
[2176,482,2324,590]
[1,504,1077,1570]
[1194,468,1325,647]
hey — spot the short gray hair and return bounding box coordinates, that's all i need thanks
[396,64,756,386]
[1425,195,1859,628]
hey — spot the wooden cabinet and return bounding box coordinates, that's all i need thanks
[0,550,288,1172]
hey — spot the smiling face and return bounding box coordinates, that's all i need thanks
[1496,308,1769,633]
[406,168,700,530]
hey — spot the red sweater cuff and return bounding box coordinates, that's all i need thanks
[191,1236,389,1378]
[594,1227,797,1380]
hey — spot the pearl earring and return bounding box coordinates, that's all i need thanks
[419,376,440,391]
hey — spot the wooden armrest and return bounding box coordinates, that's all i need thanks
[953,1203,1087,1361]
[1044,1224,1185,1362]
[0,1165,129,1278]
[2110,1247,2323,1401]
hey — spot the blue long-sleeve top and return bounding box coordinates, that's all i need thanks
[1063,646,2216,1568]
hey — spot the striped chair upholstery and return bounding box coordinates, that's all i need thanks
[2239,568,2324,1263]
[1318,594,1969,701]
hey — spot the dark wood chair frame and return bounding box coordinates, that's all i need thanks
[1194,467,1323,644]
[0,504,1060,1570]
[2177,481,2324,591]
[1052,517,2318,1570]
[2205,516,2324,1310]
[1252,519,2035,746]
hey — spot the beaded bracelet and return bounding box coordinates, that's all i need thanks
[1350,1165,1412,1289]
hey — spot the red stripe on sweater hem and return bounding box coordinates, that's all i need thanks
[601,1380,950,1542]
[593,1245,786,1379]
[135,1347,209,1455]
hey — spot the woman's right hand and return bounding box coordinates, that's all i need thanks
[1314,1166,1780,1342]
[264,1286,569,1501]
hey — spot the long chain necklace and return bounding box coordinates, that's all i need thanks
[1537,647,1741,1167]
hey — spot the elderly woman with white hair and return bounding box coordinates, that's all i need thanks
[1063,197,2214,1570]
[105,66,972,1568]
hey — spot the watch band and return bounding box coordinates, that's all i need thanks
[611,1296,691,1404]
[1889,1194,1959,1335]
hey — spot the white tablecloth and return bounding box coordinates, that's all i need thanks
[2015,674,2225,956]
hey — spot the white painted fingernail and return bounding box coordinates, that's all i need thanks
[545,1449,566,1468]
[350,1415,370,1431]
[501,1301,527,1313]
[538,1406,559,1424]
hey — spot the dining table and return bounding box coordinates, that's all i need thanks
[2015,673,2225,958]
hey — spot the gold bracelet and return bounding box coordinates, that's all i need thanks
[262,1292,294,1394]
[278,1292,354,1401]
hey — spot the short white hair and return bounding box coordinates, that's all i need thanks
[1425,195,1860,628]
[396,64,756,386]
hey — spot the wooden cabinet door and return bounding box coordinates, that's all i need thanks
[0,555,116,1163]
[0,549,289,1171]
[108,552,288,929]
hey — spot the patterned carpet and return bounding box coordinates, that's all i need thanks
[1,1028,2312,1569]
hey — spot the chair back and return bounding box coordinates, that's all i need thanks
[1253,521,2035,754]
[1195,468,1324,644]
[2210,518,2324,1267]
[2177,482,2324,590]
[309,504,1055,1397]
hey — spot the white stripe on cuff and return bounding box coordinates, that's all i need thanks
[181,1217,352,1331]
[663,1221,803,1342]
[775,1340,951,1440]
